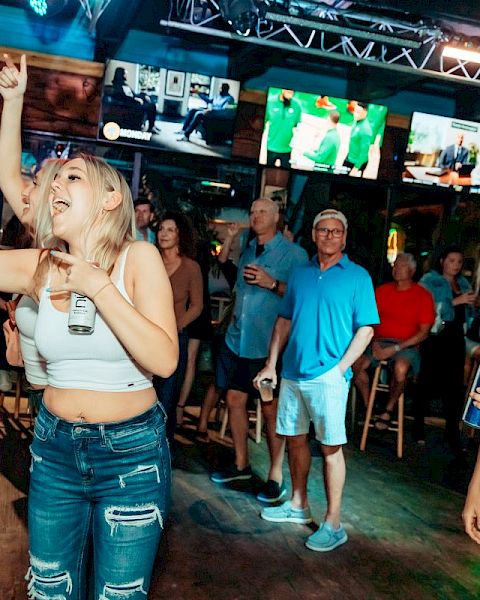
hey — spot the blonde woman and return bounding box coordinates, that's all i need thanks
[0,54,64,411]
[0,153,178,597]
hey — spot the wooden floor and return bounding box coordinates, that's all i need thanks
[2,400,480,599]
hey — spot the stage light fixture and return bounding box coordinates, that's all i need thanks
[218,0,264,36]
[28,0,68,18]
[30,0,48,16]
[442,45,480,64]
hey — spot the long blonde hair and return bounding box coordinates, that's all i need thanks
[33,154,135,293]
[77,154,135,270]
[33,158,66,249]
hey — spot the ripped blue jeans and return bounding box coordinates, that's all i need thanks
[27,401,171,599]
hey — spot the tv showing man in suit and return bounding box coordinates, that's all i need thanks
[438,132,469,171]
[402,112,480,190]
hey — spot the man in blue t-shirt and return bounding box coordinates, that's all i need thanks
[255,209,379,552]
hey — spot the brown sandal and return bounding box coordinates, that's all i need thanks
[374,409,393,431]
[194,430,210,444]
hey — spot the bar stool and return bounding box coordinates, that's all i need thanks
[0,370,23,420]
[360,361,405,458]
[219,398,263,443]
[210,294,231,325]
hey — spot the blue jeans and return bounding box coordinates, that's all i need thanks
[27,401,171,599]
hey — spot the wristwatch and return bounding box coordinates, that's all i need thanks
[394,343,401,353]
[270,279,280,293]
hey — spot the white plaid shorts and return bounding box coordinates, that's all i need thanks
[277,365,350,446]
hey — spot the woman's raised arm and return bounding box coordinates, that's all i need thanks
[0,54,28,220]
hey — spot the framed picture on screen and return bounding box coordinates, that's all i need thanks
[165,70,185,97]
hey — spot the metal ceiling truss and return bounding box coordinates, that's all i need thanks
[77,0,113,32]
[163,0,480,84]
[440,54,480,81]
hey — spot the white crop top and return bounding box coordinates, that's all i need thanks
[34,245,153,392]
[15,295,48,386]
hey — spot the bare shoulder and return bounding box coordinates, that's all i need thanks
[125,242,167,288]
[127,240,161,262]
[125,242,163,274]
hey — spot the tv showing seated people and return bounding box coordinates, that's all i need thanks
[403,112,480,191]
[98,59,241,158]
[258,87,388,179]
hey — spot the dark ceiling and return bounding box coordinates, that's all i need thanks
[2,0,480,109]
[4,1,480,55]
[353,0,480,24]
[4,1,480,39]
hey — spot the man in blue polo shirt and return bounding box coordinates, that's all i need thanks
[210,198,308,502]
[255,209,379,552]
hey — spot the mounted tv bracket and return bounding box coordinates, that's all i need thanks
[161,0,480,85]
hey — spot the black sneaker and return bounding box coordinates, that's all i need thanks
[256,479,287,503]
[210,464,252,483]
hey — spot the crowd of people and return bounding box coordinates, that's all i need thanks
[139,202,480,529]
[3,53,480,598]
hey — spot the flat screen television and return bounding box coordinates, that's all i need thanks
[259,87,388,180]
[402,112,480,191]
[98,60,241,159]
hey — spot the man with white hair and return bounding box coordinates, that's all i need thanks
[210,198,308,503]
[353,253,435,431]
[255,209,378,552]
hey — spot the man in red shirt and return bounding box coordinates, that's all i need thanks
[353,253,435,429]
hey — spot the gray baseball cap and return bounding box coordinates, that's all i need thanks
[312,209,348,230]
